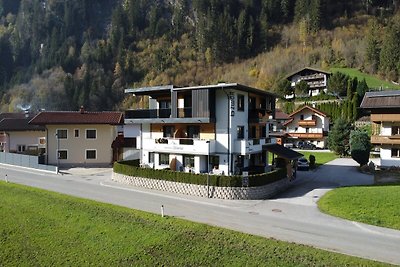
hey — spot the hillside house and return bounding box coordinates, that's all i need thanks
[283,105,330,148]
[361,90,400,167]
[286,67,331,98]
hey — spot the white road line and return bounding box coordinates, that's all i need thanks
[99,181,234,209]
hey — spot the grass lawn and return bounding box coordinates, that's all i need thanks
[0,182,388,266]
[330,67,400,90]
[318,185,400,230]
[298,151,337,167]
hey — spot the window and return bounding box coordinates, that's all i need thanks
[56,129,67,139]
[392,126,400,135]
[159,100,171,109]
[392,148,400,158]
[149,152,155,164]
[209,155,219,169]
[86,129,96,139]
[187,125,200,138]
[17,145,26,152]
[300,115,304,120]
[250,126,257,138]
[159,153,170,165]
[306,128,309,133]
[163,126,175,138]
[260,126,266,138]
[183,155,195,167]
[237,126,245,139]
[74,129,80,138]
[58,150,67,159]
[237,94,245,111]
[86,150,96,159]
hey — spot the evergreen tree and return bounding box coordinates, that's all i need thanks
[380,15,400,80]
[365,18,381,72]
[328,72,349,96]
[328,117,352,156]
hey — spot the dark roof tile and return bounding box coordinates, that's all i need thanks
[29,110,124,125]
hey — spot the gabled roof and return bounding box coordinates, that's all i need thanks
[0,118,45,131]
[288,105,328,117]
[275,109,290,120]
[285,67,332,80]
[360,90,400,109]
[0,113,26,121]
[263,143,303,160]
[29,108,124,125]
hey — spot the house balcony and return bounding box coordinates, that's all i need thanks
[125,107,214,124]
[142,138,216,155]
[298,119,317,126]
[248,109,271,123]
[234,138,269,155]
[371,135,400,145]
[125,109,171,119]
[287,132,324,139]
[371,114,400,123]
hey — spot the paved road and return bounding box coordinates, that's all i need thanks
[1,160,400,265]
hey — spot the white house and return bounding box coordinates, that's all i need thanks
[285,67,331,98]
[284,105,330,148]
[124,83,281,175]
[361,90,400,167]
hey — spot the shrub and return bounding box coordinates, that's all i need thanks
[350,129,372,166]
[309,155,316,169]
[113,161,287,187]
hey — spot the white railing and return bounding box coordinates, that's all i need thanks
[143,138,216,155]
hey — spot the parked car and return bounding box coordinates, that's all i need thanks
[297,157,309,171]
[297,141,316,150]
[283,142,295,148]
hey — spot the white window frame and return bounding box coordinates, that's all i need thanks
[85,149,97,160]
[56,129,68,139]
[74,129,80,138]
[17,145,26,152]
[86,129,97,139]
[57,149,68,160]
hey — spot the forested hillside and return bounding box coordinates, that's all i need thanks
[0,0,399,112]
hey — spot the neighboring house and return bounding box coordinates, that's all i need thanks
[124,83,282,175]
[29,107,123,167]
[360,90,400,167]
[269,109,290,145]
[285,67,331,98]
[284,105,330,148]
[0,113,45,154]
[354,115,371,129]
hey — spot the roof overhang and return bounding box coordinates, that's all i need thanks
[263,143,303,160]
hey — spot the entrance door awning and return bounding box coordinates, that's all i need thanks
[263,143,303,160]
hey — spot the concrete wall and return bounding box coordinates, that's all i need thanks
[0,152,57,172]
[112,172,291,200]
[47,124,118,167]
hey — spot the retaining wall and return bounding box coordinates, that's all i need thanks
[112,172,291,200]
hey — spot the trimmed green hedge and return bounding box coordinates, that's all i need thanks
[114,162,287,188]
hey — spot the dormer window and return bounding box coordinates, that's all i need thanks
[300,115,304,120]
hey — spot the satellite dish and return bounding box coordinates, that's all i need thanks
[16,104,32,112]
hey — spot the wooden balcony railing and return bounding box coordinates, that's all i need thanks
[298,119,317,126]
[371,135,400,145]
[287,132,323,139]
[371,114,400,123]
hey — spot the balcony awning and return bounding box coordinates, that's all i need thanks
[263,143,303,160]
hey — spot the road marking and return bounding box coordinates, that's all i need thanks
[99,181,235,209]
[352,221,400,239]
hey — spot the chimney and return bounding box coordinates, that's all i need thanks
[79,106,85,114]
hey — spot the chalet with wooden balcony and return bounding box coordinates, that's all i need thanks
[361,90,400,167]
[124,83,277,175]
[285,67,331,98]
[283,105,329,148]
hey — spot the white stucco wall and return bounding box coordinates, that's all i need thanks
[47,124,118,166]
[6,131,45,152]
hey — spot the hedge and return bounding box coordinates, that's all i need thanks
[113,161,287,188]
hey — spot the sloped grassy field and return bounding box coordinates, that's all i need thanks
[0,182,389,266]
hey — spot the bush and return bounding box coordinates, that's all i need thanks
[350,129,372,166]
[309,155,316,169]
[113,161,287,187]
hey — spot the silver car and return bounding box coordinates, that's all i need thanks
[297,157,309,171]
